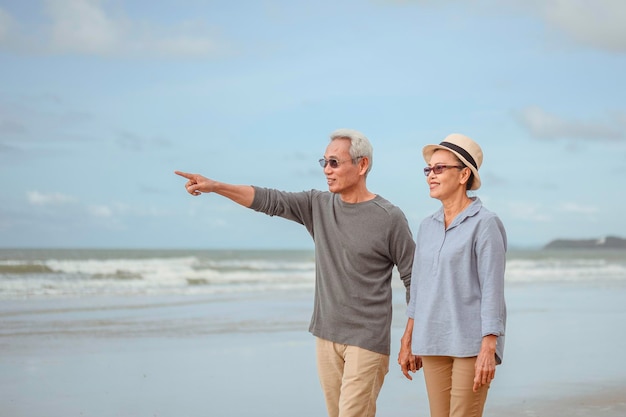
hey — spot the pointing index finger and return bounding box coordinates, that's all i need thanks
[174,170,193,179]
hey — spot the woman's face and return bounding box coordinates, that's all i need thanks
[425,149,468,200]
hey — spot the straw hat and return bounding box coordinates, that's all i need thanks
[422,133,483,190]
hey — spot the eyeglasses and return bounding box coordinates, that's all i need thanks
[423,164,464,176]
[319,156,362,169]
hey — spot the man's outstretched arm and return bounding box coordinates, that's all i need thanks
[175,170,255,208]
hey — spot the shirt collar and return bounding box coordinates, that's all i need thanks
[433,197,482,227]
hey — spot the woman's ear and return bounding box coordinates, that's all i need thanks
[460,166,471,186]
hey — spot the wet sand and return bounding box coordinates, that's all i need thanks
[1,281,625,416]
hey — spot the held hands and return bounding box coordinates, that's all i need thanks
[398,319,421,380]
[175,171,216,196]
[398,339,422,381]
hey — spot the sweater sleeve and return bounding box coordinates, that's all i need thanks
[388,207,415,303]
[249,186,316,235]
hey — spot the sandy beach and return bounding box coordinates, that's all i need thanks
[2,279,626,416]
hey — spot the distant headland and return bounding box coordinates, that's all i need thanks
[543,236,626,250]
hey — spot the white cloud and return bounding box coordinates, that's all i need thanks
[24,191,171,220]
[46,0,122,55]
[88,202,171,218]
[1,0,223,58]
[0,118,26,134]
[0,7,12,42]
[515,106,624,141]
[0,143,18,153]
[0,96,94,148]
[538,0,626,52]
[150,35,218,57]
[559,202,599,215]
[507,202,551,222]
[508,201,601,228]
[613,111,626,128]
[27,190,76,206]
[88,204,114,217]
[388,0,626,53]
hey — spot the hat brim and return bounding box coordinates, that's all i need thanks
[422,144,481,190]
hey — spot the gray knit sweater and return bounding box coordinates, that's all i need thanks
[250,187,415,355]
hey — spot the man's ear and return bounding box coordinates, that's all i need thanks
[358,156,370,175]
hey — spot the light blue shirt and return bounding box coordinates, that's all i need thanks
[407,197,507,363]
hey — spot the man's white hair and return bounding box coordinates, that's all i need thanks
[329,128,373,175]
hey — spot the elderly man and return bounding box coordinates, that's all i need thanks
[175,128,415,417]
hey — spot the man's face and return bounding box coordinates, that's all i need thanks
[322,138,362,194]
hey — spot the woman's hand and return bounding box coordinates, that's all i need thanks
[473,335,497,392]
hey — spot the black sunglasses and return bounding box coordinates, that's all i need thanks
[319,156,362,169]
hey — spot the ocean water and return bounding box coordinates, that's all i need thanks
[1,248,625,300]
[0,248,316,299]
[2,248,626,417]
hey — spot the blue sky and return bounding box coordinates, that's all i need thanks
[1,0,625,249]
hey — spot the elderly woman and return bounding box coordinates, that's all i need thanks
[398,133,507,417]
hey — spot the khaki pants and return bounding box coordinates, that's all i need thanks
[315,337,389,417]
[422,356,490,417]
